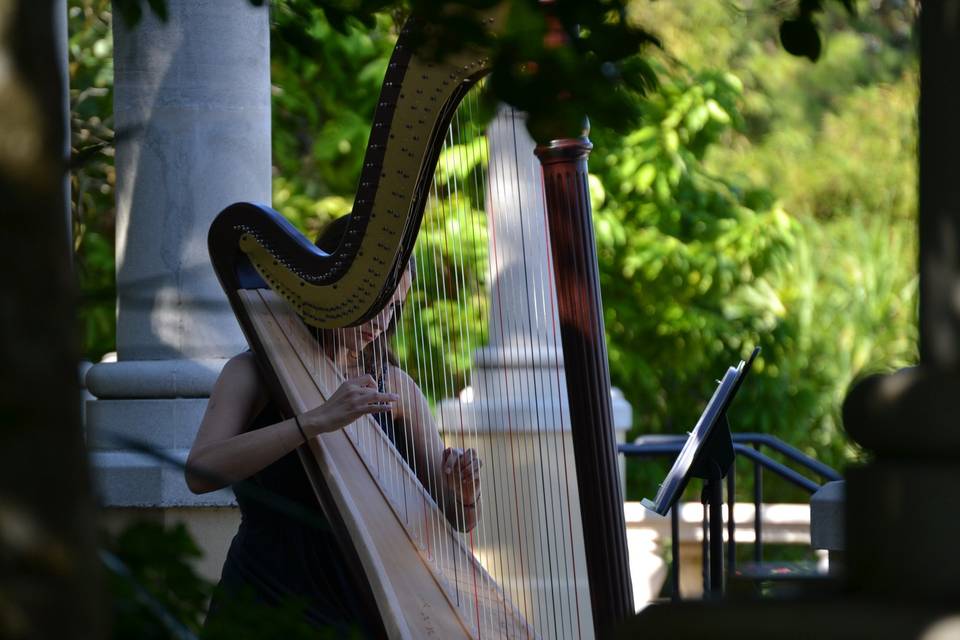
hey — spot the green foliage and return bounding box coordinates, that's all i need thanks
[102,520,355,639]
[612,0,918,500]
[104,521,208,638]
[589,64,811,496]
[69,0,116,361]
[270,3,397,235]
[100,0,856,142]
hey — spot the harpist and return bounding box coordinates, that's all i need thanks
[186,217,483,636]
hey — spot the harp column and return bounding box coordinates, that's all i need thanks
[83,0,270,565]
[439,106,632,637]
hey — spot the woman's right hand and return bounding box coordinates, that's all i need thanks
[298,375,399,436]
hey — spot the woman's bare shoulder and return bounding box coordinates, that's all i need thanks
[222,350,258,377]
[214,351,266,401]
[191,351,268,452]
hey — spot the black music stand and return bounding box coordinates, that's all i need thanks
[641,347,759,598]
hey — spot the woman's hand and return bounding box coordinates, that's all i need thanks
[299,375,399,436]
[442,447,482,507]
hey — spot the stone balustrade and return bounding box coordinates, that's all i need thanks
[625,501,815,606]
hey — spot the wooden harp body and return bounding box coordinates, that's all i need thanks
[209,14,632,639]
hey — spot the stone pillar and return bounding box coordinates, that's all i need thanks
[86,0,270,509]
[438,106,631,638]
[841,0,960,607]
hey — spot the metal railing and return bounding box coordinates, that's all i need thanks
[619,433,840,600]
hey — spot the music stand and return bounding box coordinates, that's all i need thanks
[641,347,759,597]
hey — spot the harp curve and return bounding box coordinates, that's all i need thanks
[210,17,494,329]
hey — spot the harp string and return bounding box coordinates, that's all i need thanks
[434,146,461,537]
[500,107,550,633]
[464,91,511,635]
[409,234,442,565]
[472,95,528,635]
[486,106,538,629]
[509,108,556,634]
[489,104,527,628]
[508,109,561,639]
[417,170,455,586]
[387,225,424,550]
[430,141,458,596]
[445,114,489,629]
[439,120,479,605]
[443,121,470,610]
[465,101,507,635]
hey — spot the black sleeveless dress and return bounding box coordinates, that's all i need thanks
[203,399,404,638]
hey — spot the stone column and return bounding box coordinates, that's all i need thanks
[86,0,270,511]
[842,0,960,605]
[438,106,631,638]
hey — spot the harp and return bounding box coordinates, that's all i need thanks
[209,12,632,639]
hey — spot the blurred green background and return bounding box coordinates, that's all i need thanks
[70,0,917,502]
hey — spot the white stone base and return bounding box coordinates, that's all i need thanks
[624,501,813,603]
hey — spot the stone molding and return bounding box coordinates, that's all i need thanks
[86,358,229,399]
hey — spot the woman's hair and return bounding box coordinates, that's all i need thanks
[313,215,415,371]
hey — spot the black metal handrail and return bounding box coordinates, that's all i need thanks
[619,441,823,494]
[619,432,840,601]
[732,433,841,481]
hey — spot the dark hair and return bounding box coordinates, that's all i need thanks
[313,215,414,370]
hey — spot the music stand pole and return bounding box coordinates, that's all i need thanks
[706,460,725,597]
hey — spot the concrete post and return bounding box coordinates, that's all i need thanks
[438,106,632,637]
[810,480,844,573]
[86,0,270,509]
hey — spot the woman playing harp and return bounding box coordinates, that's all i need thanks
[186,216,483,635]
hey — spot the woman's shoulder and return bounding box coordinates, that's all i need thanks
[215,351,267,401]
[223,350,260,378]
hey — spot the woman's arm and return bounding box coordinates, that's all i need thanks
[389,366,482,532]
[185,352,398,494]
[185,352,297,493]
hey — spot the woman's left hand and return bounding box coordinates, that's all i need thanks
[442,447,482,507]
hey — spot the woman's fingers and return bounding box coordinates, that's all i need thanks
[346,374,377,388]
[459,449,480,472]
[353,390,399,413]
[368,391,399,405]
[442,447,461,475]
[442,448,483,483]
[461,462,481,483]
